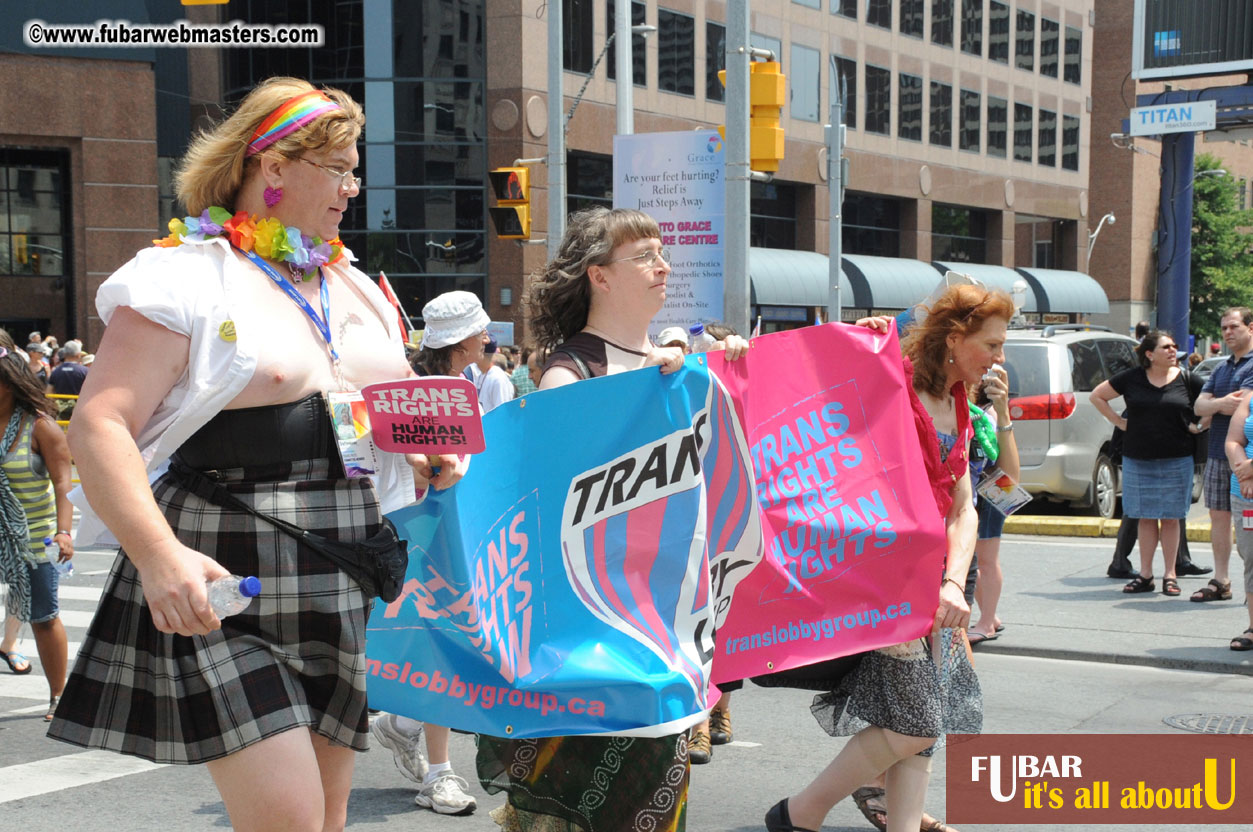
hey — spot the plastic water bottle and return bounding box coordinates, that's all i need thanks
[689,323,716,353]
[44,536,72,579]
[207,575,262,617]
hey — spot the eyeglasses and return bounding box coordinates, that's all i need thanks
[611,248,671,268]
[298,157,362,191]
[1159,343,1179,351]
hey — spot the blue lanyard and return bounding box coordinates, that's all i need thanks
[241,249,339,363]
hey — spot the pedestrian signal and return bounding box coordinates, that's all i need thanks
[488,167,531,240]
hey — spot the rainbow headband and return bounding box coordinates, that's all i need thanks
[246,90,341,156]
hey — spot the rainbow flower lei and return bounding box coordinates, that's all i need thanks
[154,206,344,280]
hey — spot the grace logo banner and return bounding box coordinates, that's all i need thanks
[365,362,759,738]
[704,324,946,684]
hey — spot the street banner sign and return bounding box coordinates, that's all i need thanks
[614,131,726,338]
[1128,100,1216,136]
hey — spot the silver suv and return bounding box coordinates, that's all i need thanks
[1002,325,1138,519]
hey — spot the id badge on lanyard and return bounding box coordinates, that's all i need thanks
[1242,509,1253,531]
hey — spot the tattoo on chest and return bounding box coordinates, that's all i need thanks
[338,312,364,339]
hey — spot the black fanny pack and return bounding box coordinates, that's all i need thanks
[168,457,409,603]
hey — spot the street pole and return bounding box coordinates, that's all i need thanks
[615,1,632,136]
[827,68,844,325]
[724,0,751,337]
[548,0,566,259]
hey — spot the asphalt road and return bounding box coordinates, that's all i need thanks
[2,537,1249,831]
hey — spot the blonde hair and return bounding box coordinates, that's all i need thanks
[175,77,364,216]
[525,207,661,353]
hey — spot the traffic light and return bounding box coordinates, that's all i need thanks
[749,61,786,172]
[488,166,531,240]
[716,62,787,172]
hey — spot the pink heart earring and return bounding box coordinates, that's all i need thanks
[263,186,283,207]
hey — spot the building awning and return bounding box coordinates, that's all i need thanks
[931,261,1040,312]
[840,254,948,310]
[1014,267,1111,315]
[748,247,854,307]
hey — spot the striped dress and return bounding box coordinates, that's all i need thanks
[2,414,56,562]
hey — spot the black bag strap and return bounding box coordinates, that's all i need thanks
[168,457,325,547]
[550,347,592,380]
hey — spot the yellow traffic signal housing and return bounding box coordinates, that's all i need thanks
[749,61,786,172]
[716,64,787,172]
[488,166,531,240]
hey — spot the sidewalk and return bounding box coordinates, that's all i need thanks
[975,533,1253,676]
[1004,503,1214,541]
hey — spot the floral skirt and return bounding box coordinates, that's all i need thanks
[477,733,689,832]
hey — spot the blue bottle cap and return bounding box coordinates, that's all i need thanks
[239,576,262,598]
[689,323,705,335]
[43,536,54,545]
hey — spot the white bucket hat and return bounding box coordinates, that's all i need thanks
[420,291,491,349]
[656,326,689,348]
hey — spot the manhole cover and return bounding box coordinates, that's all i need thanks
[1163,713,1253,735]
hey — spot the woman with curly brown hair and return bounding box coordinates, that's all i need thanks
[766,284,1012,832]
[477,206,747,832]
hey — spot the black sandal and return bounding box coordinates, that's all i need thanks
[1123,575,1155,593]
[765,799,819,832]
[1162,578,1181,596]
[1231,629,1253,652]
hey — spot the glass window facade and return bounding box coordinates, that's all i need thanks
[866,65,892,135]
[831,56,857,130]
[844,192,901,257]
[959,88,981,152]
[1014,102,1033,162]
[899,73,923,141]
[868,0,892,29]
[932,203,987,263]
[227,0,489,318]
[750,181,797,250]
[834,0,858,19]
[0,149,69,277]
[1040,18,1060,78]
[607,1,647,86]
[707,21,726,101]
[791,44,821,122]
[1062,114,1080,171]
[1016,10,1035,71]
[987,96,1008,157]
[987,1,1007,63]
[568,151,613,214]
[900,0,924,38]
[658,9,695,95]
[932,0,954,46]
[1038,109,1057,166]
[961,0,982,56]
[930,81,952,147]
[564,0,595,73]
[793,0,820,8]
[1064,25,1082,84]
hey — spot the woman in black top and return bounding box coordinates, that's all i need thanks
[1091,331,1203,596]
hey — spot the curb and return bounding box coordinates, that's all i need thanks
[1004,515,1214,542]
[971,641,1253,677]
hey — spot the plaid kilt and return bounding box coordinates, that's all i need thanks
[47,457,377,764]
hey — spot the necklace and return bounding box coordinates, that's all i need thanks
[154,206,344,281]
[583,325,649,354]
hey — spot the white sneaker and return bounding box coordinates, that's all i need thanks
[370,713,428,784]
[415,772,478,815]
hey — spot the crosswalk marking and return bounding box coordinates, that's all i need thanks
[0,751,163,804]
[57,585,104,602]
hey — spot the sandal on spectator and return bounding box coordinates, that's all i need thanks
[1122,575,1155,594]
[921,814,960,832]
[851,787,887,832]
[1,650,32,674]
[1161,578,1181,596]
[1231,629,1253,651]
[1190,578,1232,602]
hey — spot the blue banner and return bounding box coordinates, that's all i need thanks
[366,359,760,738]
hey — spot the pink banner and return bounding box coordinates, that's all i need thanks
[361,377,485,454]
[706,323,947,684]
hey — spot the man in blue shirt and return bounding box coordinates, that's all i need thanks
[1192,307,1253,601]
